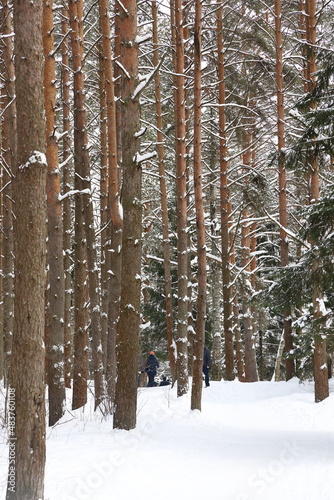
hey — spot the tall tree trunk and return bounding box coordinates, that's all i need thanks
[241,117,258,383]
[69,0,89,411]
[152,0,176,383]
[275,0,295,381]
[98,33,109,373]
[191,0,206,411]
[217,3,234,380]
[209,160,223,381]
[99,0,123,406]
[61,5,73,390]
[0,0,16,386]
[229,226,244,381]
[43,0,66,427]
[113,0,141,430]
[106,226,121,409]
[183,3,193,380]
[172,0,189,397]
[241,209,258,382]
[75,0,105,410]
[305,0,329,402]
[106,1,122,410]
[6,0,47,495]
[99,0,122,230]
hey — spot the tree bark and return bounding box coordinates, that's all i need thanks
[61,5,73,390]
[99,0,122,230]
[209,160,223,382]
[152,0,176,383]
[106,1,122,410]
[69,0,89,411]
[113,0,141,430]
[98,32,110,374]
[7,0,47,495]
[0,0,16,386]
[241,209,258,382]
[217,3,235,380]
[305,0,329,402]
[75,0,105,410]
[275,0,295,381]
[191,0,206,411]
[43,0,66,427]
[229,225,244,382]
[106,227,121,409]
[172,0,189,397]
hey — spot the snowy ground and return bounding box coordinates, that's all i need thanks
[1,377,334,500]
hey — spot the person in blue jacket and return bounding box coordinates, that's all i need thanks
[203,346,212,387]
[145,351,159,387]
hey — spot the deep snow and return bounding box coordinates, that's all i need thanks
[1,378,334,500]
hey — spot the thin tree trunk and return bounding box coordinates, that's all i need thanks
[106,227,121,409]
[182,2,193,380]
[113,0,141,430]
[69,0,89,411]
[241,118,258,383]
[99,0,122,230]
[275,0,295,381]
[152,0,176,383]
[99,0,125,407]
[217,3,234,380]
[1,0,16,386]
[191,0,206,411]
[229,229,244,381]
[6,0,47,495]
[61,6,73,390]
[274,330,285,381]
[209,173,223,382]
[106,1,122,410]
[172,0,189,397]
[98,33,109,374]
[74,0,105,410]
[241,209,258,382]
[305,0,329,402]
[43,0,66,427]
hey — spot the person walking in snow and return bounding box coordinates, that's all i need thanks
[203,346,211,387]
[145,351,159,387]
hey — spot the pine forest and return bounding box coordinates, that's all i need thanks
[0,0,334,497]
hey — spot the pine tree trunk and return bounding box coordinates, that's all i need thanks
[152,0,176,383]
[305,0,329,402]
[217,3,234,380]
[209,177,223,382]
[182,4,193,381]
[106,226,121,409]
[6,0,47,495]
[241,119,258,383]
[241,209,258,382]
[106,3,122,410]
[99,0,122,230]
[172,0,189,397]
[73,0,105,410]
[229,229,244,381]
[275,0,295,381]
[69,0,89,411]
[191,0,206,411]
[113,0,141,430]
[61,5,73,390]
[1,0,16,386]
[98,38,109,374]
[43,0,66,427]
